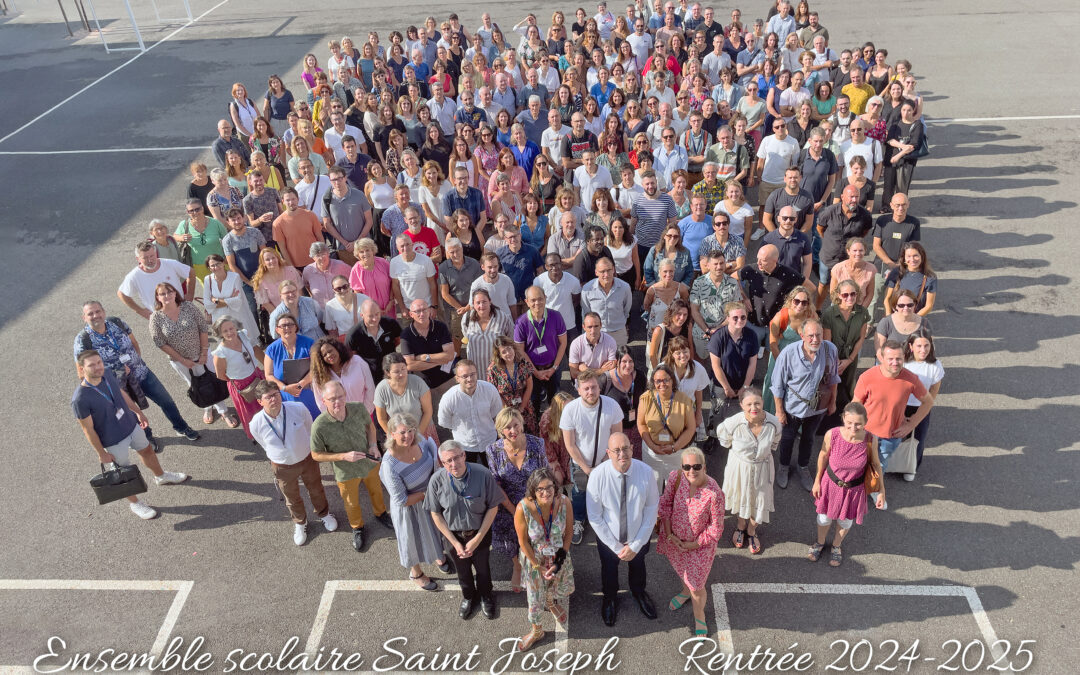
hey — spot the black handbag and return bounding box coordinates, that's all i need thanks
[90,462,148,505]
[187,368,230,407]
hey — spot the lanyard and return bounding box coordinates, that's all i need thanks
[529,310,548,344]
[655,393,675,435]
[505,362,519,386]
[536,500,554,543]
[269,407,288,444]
[613,370,635,398]
[84,378,118,407]
[450,468,474,500]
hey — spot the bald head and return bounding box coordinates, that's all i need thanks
[757,244,779,273]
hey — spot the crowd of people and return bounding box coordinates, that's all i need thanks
[71,0,946,647]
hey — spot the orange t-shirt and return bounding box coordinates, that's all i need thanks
[853,366,927,438]
[272,209,323,267]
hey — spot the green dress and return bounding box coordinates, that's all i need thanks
[762,309,802,414]
[519,498,575,626]
[821,303,872,410]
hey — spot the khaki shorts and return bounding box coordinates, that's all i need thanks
[104,425,150,466]
[757,181,783,208]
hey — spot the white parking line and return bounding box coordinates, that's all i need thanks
[0,579,194,673]
[710,583,1004,675]
[305,579,567,675]
[928,114,1080,123]
[0,0,231,146]
[0,146,208,155]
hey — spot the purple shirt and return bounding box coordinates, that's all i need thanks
[513,309,566,368]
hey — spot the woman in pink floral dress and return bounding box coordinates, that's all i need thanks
[658,447,725,636]
[809,402,886,567]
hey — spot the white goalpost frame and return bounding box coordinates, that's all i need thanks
[83,0,193,54]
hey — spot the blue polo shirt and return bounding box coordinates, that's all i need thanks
[678,215,713,270]
[513,309,566,368]
[497,244,544,301]
[71,370,138,447]
[707,327,758,388]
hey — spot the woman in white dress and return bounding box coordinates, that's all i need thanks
[417,161,454,244]
[714,181,756,248]
[202,254,259,335]
[716,387,781,556]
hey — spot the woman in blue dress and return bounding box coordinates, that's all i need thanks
[262,313,320,418]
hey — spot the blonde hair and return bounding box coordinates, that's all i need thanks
[494,407,525,436]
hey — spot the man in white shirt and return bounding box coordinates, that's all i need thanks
[839,120,884,183]
[541,109,571,173]
[427,83,459,138]
[586,431,659,626]
[470,252,518,319]
[118,241,195,319]
[295,158,332,219]
[249,381,338,546]
[594,1,616,40]
[753,119,801,210]
[533,254,581,334]
[437,360,503,461]
[701,34,731,85]
[573,150,614,212]
[477,86,503,124]
[626,18,653,70]
[653,127,689,189]
[568,312,617,380]
[610,165,644,218]
[559,370,624,544]
[322,112,365,164]
[389,234,438,313]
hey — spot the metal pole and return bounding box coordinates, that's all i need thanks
[182,0,192,22]
[74,0,90,32]
[84,0,111,53]
[122,0,145,52]
[57,0,74,37]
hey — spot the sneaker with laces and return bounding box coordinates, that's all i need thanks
[776,465,790,489]
[750,229,765,241]
[321,513,338,532]
[155,471,190,486]
[293,523,308,546]
[571,520,584,545]
[175,428,200,441]
[129,500,159,520]
[902,473,915,482]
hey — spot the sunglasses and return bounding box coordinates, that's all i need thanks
[333,285,349,293]
[895,302,915,309]
[792,298,809,306]
[839,292,857,299]
[681,463,703,471]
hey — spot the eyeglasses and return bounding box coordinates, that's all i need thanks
[333,285,350,293]
[839,292,857,299]
[729,315,747,322]
[662,134,675,139]
[535,485,556,494]
[653,377,671,385]
[681,463,703,471]
[895,302,915,309]
[278,323,297,330]
[714,220,730,227]
[609,446,634,456]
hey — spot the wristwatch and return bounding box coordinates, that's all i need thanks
[422,354,431,362]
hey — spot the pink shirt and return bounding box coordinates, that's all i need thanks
[253,266,302,307]
[303,259,352,310]
[312,356,375,413]
[349,256,395,317]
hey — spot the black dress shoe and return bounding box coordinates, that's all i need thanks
[601,597,617,626]
[633,591,657,619]
[352,527,366,552]
[459,597,478,619]
[480,595,496,620]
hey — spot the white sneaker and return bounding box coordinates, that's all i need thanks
[155,471,190,485]
[293,523,308,546]
[902,473,915,482]
[321,513,338,532]
[129,500,159,520]
[751,229,765,241]
[758,346,765,359]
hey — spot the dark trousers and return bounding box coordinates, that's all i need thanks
[530,362,562,423]
[445,529,493,601]
[138,368,190,434]
[597,538,650,600]
[777,412,825,468]
[904,405,933,467]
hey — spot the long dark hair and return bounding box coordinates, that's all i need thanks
[310,337,352,387]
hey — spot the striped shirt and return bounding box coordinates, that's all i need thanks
[461,310,513,381]
[630,193,678,247]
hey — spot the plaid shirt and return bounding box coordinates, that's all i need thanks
[691,179,726,214]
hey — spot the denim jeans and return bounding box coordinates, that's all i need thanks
[137,368,192,434]
[569,462,588,524]
[877,435,904,471]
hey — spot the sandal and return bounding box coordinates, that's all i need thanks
[669,592,690,611]
[731,528,747,549]
[747,532,762,555]
[223,412,241,429]
[511,568,523,593]
[547,600,567,625]
[203,409,217,425]
[807,542,825,562]
[829,547,843,567]
[409,574,438,591]
[518,624,545,652]
[694,618,709,636]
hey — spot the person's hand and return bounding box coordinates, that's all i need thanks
[230,289,241,298]
[542,563,557,580]
[98,451,117,464]
[135,410,149,429]
[777,409,788,426]
[368,447,381,460]
[180,357,196,369]
[837,358,850,375]
[747,175,756,187]
[178,233,193,242]
[892,422,912,438]
[666,531,682,546]
[723,385,737,399]
[195,355,206,366]
[601,359,618,371]
[285,383,303,397]
[812,479,822,499]
[813,200,825,212]
[454,542,470,558]
[260,212,273,223]
[890,155,901,165]
[138,308,153,320]
[456,305,470,315]
[617,544,637,561]
[342,451,365,462]
[465,536,481,556]
[875,492,887,509]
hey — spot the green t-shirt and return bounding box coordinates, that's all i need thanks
[175,217,228,265]
[310,403,375,482]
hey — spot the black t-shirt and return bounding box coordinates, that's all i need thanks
[574,246,614,284]
[346,318,401,381]
[764,187,815,228]
[187,181,214,215]
[872,214,921,269]
[816,203,873,268]
[337,153,372,190]
[886,119,924,166]
[738,263,803,326]
[600,370,648,429]
[560,131,600,161]
[399,320,456,388]
[798,148,838,202]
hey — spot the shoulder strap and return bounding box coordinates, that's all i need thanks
[591,400,604,468]
[323,188,336,228]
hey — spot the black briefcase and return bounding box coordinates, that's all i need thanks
[90,463,148,505]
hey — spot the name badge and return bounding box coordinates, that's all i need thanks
[539,545,555,557]
[892,232,902,239]
[534,344,548,355]
[658,432,672,443]
[115,409,125,420]
[628,410,636,422]
[119,353,132,364]
[249,243,259,252]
